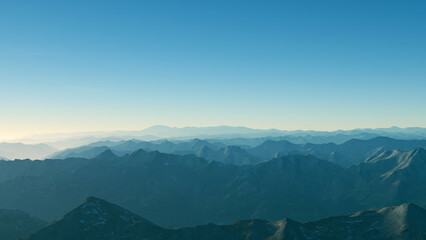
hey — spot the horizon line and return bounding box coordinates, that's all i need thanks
[1,125,425,142]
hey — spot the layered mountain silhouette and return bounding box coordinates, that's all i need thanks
[24,196,426,240]
[49,137,426,167]
[1,147,426,227]
[135,126,426,143]
[49,139,258,165]
[0,209,46,240]
[0,142,56,160]
[16,126,426,151]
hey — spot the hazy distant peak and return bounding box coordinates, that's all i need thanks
[0,142,57,160]
[93,149,118,160]
[128,148,152,157]
[143,125,172,130]
[342,136,393,145]
[371,136,396,141]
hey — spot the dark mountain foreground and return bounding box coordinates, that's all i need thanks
[24,197,426,240]
[2,148,426,226]
[0,209,46,240]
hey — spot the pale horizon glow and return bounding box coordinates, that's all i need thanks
[1,1,425,140]
[1,124,424,142]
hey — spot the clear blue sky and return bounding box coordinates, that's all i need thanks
[1,0,425,138]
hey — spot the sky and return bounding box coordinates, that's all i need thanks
[1,0,425,139]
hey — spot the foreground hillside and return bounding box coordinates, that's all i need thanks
[0,209,46,240]
[24,197,426,240]
[1,148,426,226]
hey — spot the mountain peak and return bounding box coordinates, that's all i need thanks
[69,196,156,227]
[82,196,105,204]
[412,147,426,155]
[25,197,159,240]
[375,203,426,231]
[397,202,423,212]
[93,149,117,160]
[130,148,148,156]
[371,202,423,216]
[128,149,164,160]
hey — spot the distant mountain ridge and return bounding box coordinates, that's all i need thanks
[48,138,259,165]
[0,143,56,160]
[11,126,426,150]
[24,196,426,240]
[134,125,426,143]
[49,136,426,167]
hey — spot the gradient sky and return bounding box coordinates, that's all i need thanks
[1,0,425,139]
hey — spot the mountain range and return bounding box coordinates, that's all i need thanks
[1,147,426,227]
[5,126,426,155]
[23,196,426,240]
[49,136,426,167]
[0,143,57,160]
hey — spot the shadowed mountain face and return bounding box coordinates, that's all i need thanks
[49,137,426,167]
[192,145,260,165]
[300,203,426,240]
[0,209,46,240]
[349,148,426,208]
[24,197,162,240]
[24,197,426,240]
[248,137,426,167]
[0,152,352,226]
[1,148,426,227]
